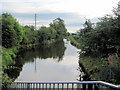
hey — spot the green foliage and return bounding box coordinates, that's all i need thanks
[1,14,68,49]
[21,25,35,45]
[2,47,17,69]
[1,13,68,87]
[1,46,18,88]
[49,18,67,39]
[69,35,80,48]
[2,13,24,48]
[20,18,67,46]
[37,26,57,45]
[71,8,120,84]
[79,55,104,80]
[77,13,120,57]
[2,13,67,48]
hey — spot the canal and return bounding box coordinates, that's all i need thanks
[6,39,85,82]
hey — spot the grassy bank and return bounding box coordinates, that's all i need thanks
[79,55,106,80]
[79,55,120,84]
[69,35,80,49]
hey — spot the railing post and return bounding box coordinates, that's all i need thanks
[67,83,69,90]
[88,84,93,90]
[58,83,59,90]
[27,83,30,90]
[72,83,74,90]
[62,83,64,90]
[83,84,86,90]
[77,83,81,90]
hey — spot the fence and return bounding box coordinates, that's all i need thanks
[6,81,120,90]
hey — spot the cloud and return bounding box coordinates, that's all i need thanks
[1,0,119,32]
[2,0,119,17]
[4,11,86,32]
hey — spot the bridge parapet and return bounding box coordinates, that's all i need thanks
[6,81,120,90]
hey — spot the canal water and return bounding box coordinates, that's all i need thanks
[13,39,83,82]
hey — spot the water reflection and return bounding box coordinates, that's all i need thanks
[5,39,82,82]
[18,39,66,62]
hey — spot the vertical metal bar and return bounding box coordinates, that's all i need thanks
[92,84,94,90]
[22,83,23,88]
[33,83,35,89]
[22,83,23,89]
[24,83,26,88]
[86,84,88,90]
[57,83,59,90]
[30,83,32,89]
[20,83,21,89]
[94,84,97,90]
[32,83,33,89]
[27,83,30,90]
[46,83,47,89]
[72,83,74,90]
[62,83,64,90]
[16,83,18,88]
[53,83,55,90]
[67,83,69,90]
[83,84,86,90]
[23,83,25,88]
[39,83,41,89]
[31,83,32,89]
[88,84,93,90]
[49,83,51,90]
[42,83,44,89]
[36,83,38,89]
[99,84,102,90]
[20,83,21,88]
[77,83,81,90]
[21,83,23,88]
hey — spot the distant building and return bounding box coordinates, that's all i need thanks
[118,1,120,15]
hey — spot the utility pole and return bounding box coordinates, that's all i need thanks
[34,13,37,73]
[118,1,120,15]
[35,13,37,30]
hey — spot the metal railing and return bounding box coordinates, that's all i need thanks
[7,81,120,90]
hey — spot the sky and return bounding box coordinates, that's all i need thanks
[1,0,119,33]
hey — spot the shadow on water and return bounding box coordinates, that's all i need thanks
[4,40,66,81]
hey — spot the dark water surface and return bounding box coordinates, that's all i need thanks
[13,39,82,82]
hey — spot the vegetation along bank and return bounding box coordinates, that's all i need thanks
[69,8,120,84]
[1,13,68,87]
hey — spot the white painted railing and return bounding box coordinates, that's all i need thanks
[7,81,120,90]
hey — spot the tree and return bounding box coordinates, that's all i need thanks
[78,9,120,57]
[2,13,24,48]
[49,18,67,39]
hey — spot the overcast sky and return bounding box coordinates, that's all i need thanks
[1,0,119,33]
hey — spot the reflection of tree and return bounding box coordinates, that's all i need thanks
[4,39,66,81]
[17,39,66,62]
[100,67,120,84]
[35,39,66,61]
